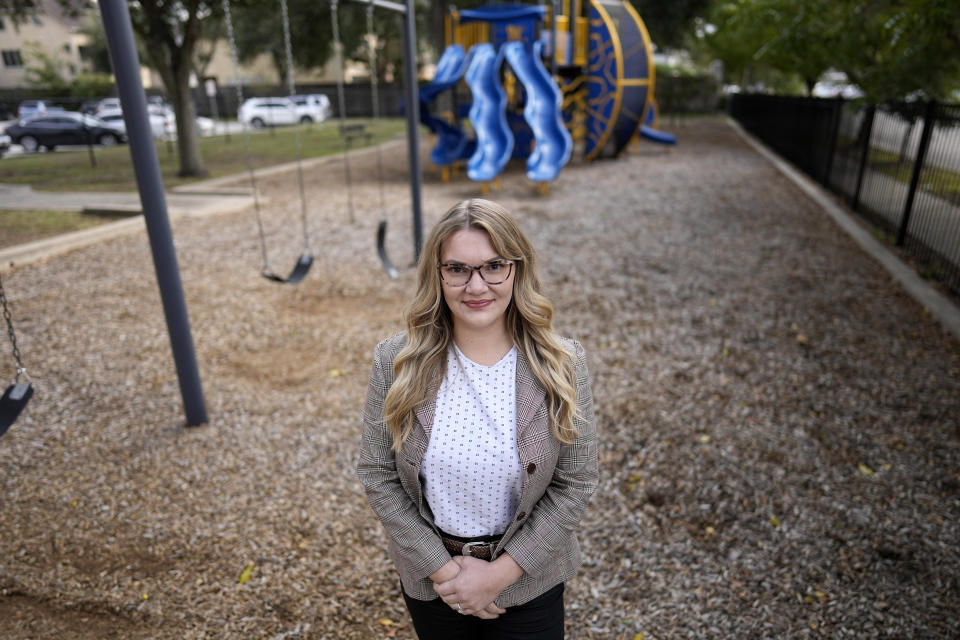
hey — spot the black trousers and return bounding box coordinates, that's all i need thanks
[401,582,564,640]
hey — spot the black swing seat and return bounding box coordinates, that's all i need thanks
[377,220,399,279]
[261,252,314,284]
[0,382,32,438]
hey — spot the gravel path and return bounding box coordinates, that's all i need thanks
[0,117,957,639]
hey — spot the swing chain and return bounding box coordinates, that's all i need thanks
[0,273,27,382]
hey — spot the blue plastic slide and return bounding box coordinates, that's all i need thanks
[639,125,677,145]
[465,43,513,182]
[502,41,572,182]
[640,105,676,145]
[419,45,476,166]
[420,45,469,103]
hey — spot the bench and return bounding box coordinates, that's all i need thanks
[339,123,372,148]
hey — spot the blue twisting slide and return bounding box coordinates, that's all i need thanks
[465,43,513,182]
[502,41,572,182]
[421,45,469,102]
[419,45,476,166]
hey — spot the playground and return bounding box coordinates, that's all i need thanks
[0,116,958,638]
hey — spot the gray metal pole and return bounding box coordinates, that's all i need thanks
[98,0,208,427]
[401,0,424,262]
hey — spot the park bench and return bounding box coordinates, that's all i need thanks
[340,123,372,148]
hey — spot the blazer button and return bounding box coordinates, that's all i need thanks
[526,463,536,474]
[516,511,526,521]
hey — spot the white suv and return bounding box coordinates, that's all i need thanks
[292,94,332,123]
[239,95,331,128]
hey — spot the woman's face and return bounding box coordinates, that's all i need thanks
[439,228,515,337]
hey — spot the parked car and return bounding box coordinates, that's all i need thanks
[94,97,122,114]
[17,99,64,120]
[6,112,126,152]
[96,105,175,139]
[292,93,332,123]
[238,97,298,128]
[0,131,10,157]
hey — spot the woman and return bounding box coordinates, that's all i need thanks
[357,199,598,639]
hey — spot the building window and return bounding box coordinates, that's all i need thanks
[63,43,72,53]
[0,17,6,31]
[2,50,23,68]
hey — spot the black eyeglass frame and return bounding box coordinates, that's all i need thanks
[438,260,515,287]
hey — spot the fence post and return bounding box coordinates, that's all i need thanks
[896,100,937,247]
[851,105,876,212]
[822,96,843,188]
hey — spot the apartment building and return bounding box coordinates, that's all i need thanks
[0,0,94,89]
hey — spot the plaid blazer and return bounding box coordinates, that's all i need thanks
[357,331,598,607]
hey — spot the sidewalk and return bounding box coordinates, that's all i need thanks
[0,182,255,270]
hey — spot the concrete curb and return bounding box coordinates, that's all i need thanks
[728,117,960,344]
[0,215,145,271]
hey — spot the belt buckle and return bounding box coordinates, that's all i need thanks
[461,541,493,558]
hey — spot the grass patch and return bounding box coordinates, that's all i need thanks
[0,118,407,193]
[0,209,121,248]
[869,147,960,205]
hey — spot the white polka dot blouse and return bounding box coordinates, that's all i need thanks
[420,343,522,538]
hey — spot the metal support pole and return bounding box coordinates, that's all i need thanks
[401,0,424,262]
[897,100,937,247]
[98,0,208,427]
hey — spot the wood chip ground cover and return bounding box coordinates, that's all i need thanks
[0,118,957,639]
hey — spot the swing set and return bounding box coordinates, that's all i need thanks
[0,0,424,433]
[222,0,416,284]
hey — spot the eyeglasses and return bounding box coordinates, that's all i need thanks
[438,260,514,287]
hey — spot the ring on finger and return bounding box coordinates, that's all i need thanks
[456,602,463,614]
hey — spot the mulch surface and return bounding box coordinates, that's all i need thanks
[0,117,958,639]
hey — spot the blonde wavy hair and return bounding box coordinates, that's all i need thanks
[384,199,580,450]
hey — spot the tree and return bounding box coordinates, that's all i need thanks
[830,0,960,102]
[76,11,114,74]
[701,0,960,102]
[21,41,72,95]
[699,0,836,95]
[631,0,715,49]
[124,1,229,178]
[0,0,221,177]
[229,0,342,90]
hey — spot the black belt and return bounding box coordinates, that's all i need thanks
[441,534,502,560]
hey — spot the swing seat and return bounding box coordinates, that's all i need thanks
[0,382,32,438]
[377,221,399,279]
[262,252,314,284]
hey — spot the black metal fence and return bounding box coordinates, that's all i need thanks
[730,93,960,295]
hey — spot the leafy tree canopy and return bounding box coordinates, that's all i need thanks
[630,0,714,49]
[701,0,960,101]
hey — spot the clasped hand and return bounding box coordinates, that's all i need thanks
[434,556,509,619]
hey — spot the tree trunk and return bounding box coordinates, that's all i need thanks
[170,69,207,178]
[133,3,207,179]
